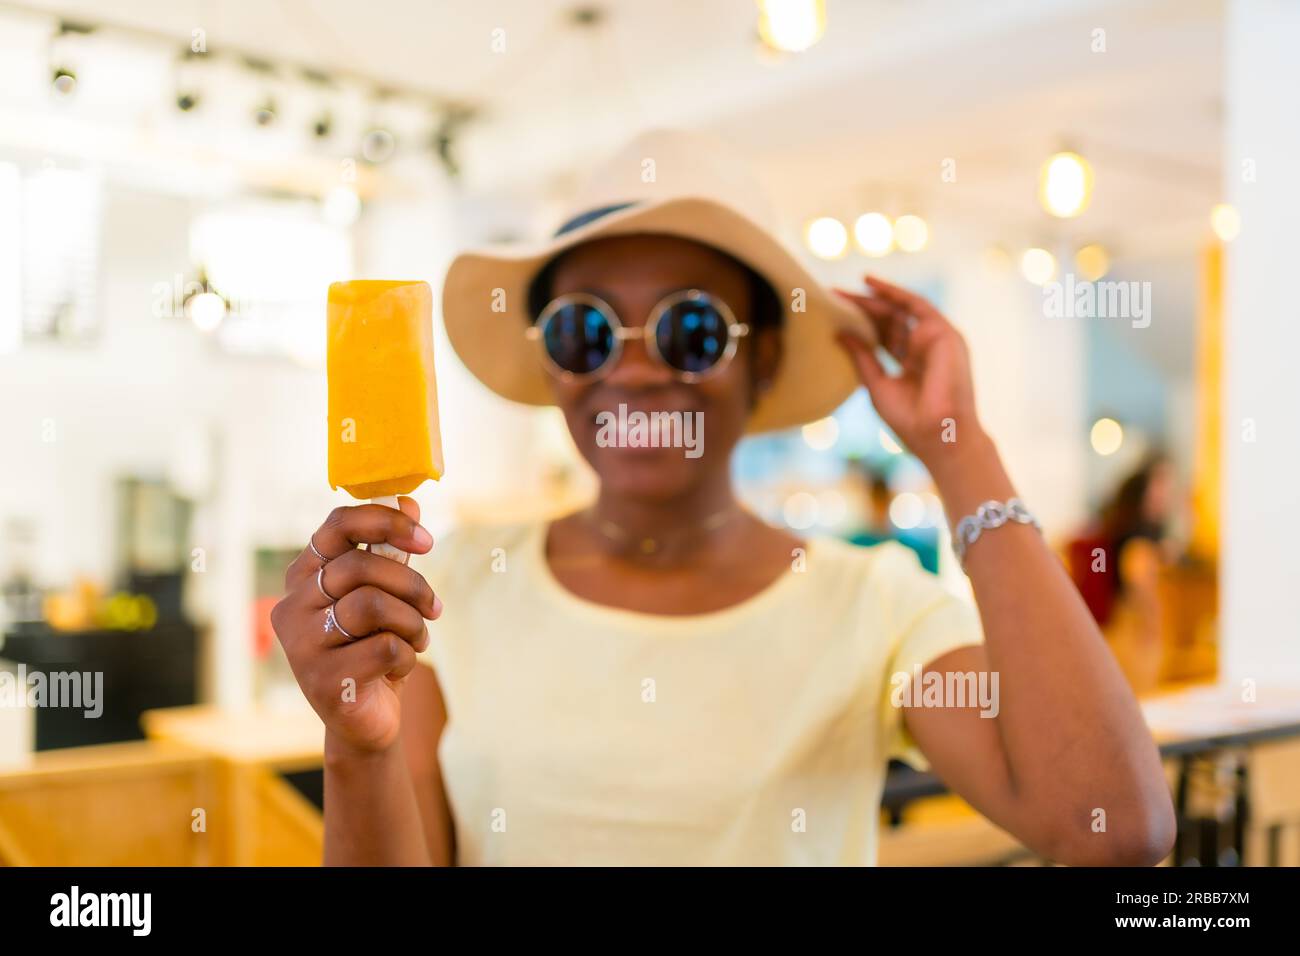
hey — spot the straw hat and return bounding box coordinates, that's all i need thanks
[441,128,873,433]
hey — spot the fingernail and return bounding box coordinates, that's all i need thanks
[413,525,433,549]
[431,595,444,619]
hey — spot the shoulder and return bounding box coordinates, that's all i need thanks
[808,535,966,630]
[808,534,934,589]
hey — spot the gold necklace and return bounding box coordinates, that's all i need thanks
[593,507,737,555]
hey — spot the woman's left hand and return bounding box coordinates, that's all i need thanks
[833,275,983,474]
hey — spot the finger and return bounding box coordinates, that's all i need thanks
[313,547,441,620]
[332,633,419,688]
[315,502,433,556]
[836,331,889,391]
[396,495,420,525]
[287,504,434,588]
[834,288,915,363]
[833,288,905,341]
[332,585,429,648]
[863,275,949,328]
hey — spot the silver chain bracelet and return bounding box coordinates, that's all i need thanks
[952,498,1040,566]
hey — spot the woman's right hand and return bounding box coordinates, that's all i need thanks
[271,497,440,754]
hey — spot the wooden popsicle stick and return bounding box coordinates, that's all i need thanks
[366,494,411,565]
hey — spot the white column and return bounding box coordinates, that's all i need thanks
[1222,0,1300,682]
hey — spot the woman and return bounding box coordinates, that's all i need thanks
[272,130,1175,866]
[1071,456,1179,693]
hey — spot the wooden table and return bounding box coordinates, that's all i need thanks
[141,703,326,865]
[141,702,325,773]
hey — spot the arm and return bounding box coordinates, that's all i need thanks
[323,664,453,866]
[324,731,432,866]
[272,497,454,866]
[908,438,1175,865]
[837,277,1176,866]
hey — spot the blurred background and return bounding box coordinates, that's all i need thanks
[0,0,1297,867]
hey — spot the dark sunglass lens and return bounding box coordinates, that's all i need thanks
[542,302,614,375]
[656,298,728,374]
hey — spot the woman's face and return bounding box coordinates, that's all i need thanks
[1142,460,1175,525]
[543,234,775,503]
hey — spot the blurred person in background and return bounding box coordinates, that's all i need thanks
[271,131,1174,866]
[1068,456,1180,694]
[846,462,940,573]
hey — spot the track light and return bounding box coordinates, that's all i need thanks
[49,21,93,97]
[51,67,76,96]
[361,127,396,163]
[174,49,204,112]
[253,97,277,127]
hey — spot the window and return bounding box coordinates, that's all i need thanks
[0,161,103,349]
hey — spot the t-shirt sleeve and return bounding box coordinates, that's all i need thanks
[874,544,985,771]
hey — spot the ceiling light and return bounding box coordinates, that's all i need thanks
[1075,244,1110,281]
[893,214,929,253]
[805,216,848,259]
[854,212,894,257]
[1211,203,1241,242]
[1020,247,1057,285]
[1090,417,1123,456]
[187,291,226,332]
[1039,150,1093,218]
[757,0,826,53]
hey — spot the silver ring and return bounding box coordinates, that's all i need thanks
[316,566,335,603]
[324,604,357,641]
[308,534,328,564]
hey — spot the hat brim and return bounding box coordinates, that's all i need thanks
[441,196,873,434]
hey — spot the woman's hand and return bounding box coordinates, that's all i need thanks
[834,275,984,475]
[271,498,440,755]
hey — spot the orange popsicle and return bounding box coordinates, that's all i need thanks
[327,280,443,561]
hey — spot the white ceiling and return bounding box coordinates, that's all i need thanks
[15,0,1224,251]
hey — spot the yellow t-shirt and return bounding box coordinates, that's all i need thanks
[412,520,982,866]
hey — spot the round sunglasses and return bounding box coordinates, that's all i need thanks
[525,289,749,384]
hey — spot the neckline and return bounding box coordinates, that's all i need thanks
[527,520,811,631]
